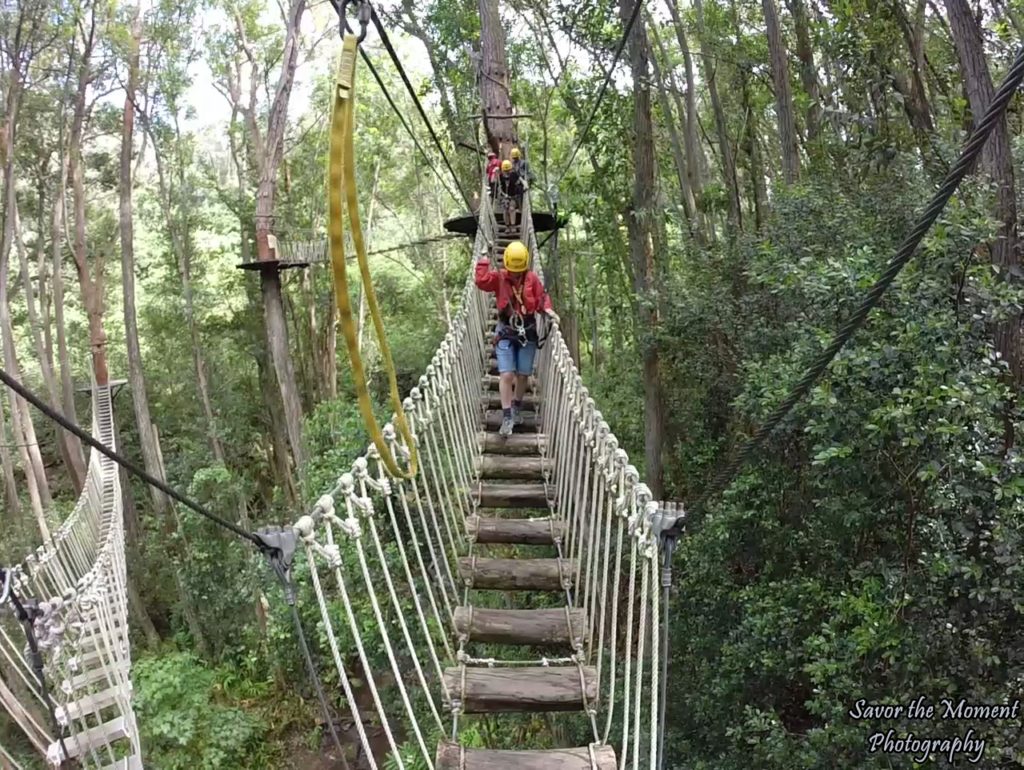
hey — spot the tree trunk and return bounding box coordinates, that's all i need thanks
[477,0,518,153]
[68,16,109,385]
[121,4,174,522]
[664,0,708,217]
[733,0,769,227]
[252,0,308,475]
[51,153,85,483]
[648,19,698,238]
[1,69,51,529]
[620,0,664,499]
[0,392,20,516]
[888,0,936,159]
[785,0,822,142]
[688,0,742,233]
[945,0,1019,379]
[763,0,800,183]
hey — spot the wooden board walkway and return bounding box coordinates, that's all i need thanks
[438,220,614,766]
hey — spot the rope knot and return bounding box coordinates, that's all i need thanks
[315,495,335,521]
[339,472,356,496]
[355,495,374,516]
[322,543,343,568]
[338,516,363,540]
[294,515,316,538]
[353,456,370,478]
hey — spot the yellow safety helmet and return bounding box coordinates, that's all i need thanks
[511,147,521,159]
[501,159,512,172]
[503,241,529,273]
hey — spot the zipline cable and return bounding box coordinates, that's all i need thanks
[553,0,646,186]
[368,6,473,209]
[676,46,1024,535]
[0,367,267,551]
[358,46,463,207]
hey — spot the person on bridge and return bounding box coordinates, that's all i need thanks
[510,147,533,190]
[475,241,559,437]
[498,159,523,229]
[486,151,500,198]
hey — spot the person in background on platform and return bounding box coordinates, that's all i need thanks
[474,240,559,437]
[498,159,523,229]
[510,147,534,190]
[486,151,501,198]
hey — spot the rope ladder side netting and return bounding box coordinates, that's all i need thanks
[287,174,674,767]
[0,384,142,769]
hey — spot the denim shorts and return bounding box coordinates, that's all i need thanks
[495,337,537,375]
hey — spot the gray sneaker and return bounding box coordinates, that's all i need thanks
[498,416,514,437]
[512,406,524,425]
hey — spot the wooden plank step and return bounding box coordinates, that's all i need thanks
[52,716,129,760]
[63,661,129,692]
[454,607,584,646]
[437,741,617,770]
[477,455,545,480]
[483,410,539,432]
[480,432,544,455]
[482,374,537,391]
[56,686,124,723]
[482,393,537,409]
[467,515,561,544]
[458,557,575,591]
[442,665,597,713]
[474,481,548,508]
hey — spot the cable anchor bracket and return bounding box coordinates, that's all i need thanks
[338,0,370,42]
[254,526,299,605]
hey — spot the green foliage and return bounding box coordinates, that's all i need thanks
[134,652,262,769]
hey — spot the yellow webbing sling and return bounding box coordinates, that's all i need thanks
[328,33,418,478]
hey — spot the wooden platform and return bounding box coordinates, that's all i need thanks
[477,455,546,479]
[458,556,575,591]
[480,432,544,455]
[454,607,584,646]
[443,666,597,713]
[466,515,562,544]
[474,481,548,508]
[436,742,617,769]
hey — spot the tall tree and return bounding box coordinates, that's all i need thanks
[620,1,665,498]
[685,0,742,234]
[944,0,1019,380]
[120,2,174,523]
[68,1,110,385]
[477,0,517,153]
[248,0,309,475]
[669,4,708,211]
[648,18,699,239]
[762,0,800,183]
[1,0,54,534]
[785,0,821,141]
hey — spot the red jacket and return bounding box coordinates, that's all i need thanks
[475,259,552,315]
[486,158,501,183]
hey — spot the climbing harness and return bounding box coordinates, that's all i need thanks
[328,0,418,479]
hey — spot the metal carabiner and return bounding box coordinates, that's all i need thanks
[339,0,370,42]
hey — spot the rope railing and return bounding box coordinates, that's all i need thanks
[0,385,141,769]
[289,176,675,767]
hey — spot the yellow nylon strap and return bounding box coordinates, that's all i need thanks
[328,33,418,478]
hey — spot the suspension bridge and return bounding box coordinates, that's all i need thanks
[3,0,1022,760]
[0,164,678,768]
